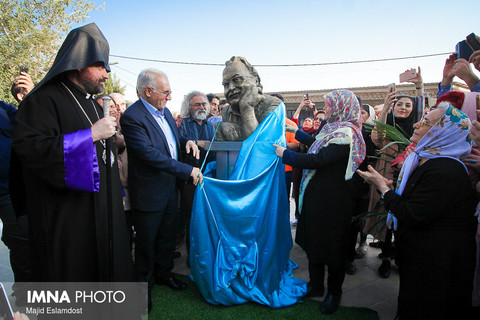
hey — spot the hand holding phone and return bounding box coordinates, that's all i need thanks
[467,33,480,51]
[456,40,474,61]
[399,69,417,83]
[387,83,396,93]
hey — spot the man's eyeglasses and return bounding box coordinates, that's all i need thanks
[151,88,172,96]
[192,102,207,107]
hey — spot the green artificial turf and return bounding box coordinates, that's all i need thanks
[149,275,379,320]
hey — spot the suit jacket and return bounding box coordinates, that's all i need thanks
[120,99,192,212]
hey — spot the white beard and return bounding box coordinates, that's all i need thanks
[193,110,207,121]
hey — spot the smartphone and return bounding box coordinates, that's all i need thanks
[19,66,28,74]
[399,69,417,83]
[387,83,396,93]
[467,33,480,51]
[0,283,13,320]
[456,40,474,60]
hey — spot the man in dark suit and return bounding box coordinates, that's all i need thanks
[120,68,202,311]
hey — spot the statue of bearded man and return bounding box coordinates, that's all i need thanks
[217,56,282,141]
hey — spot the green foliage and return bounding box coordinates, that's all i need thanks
[354,209,388,236]
[103,72,126,95]
[0,0,103,104]
[357,122,412,233]
[364,121,411,164]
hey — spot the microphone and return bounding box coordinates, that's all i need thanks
[102,96,112,118]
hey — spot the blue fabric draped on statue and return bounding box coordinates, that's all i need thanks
[190,103,307,308]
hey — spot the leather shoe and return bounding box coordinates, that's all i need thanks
[320,294,341,314]
[345,261,357,275]
[156,276,188,290]
[306,282,325,297]
[378,259,391,279]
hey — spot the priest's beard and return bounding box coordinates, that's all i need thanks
[80,77,105,95]
[193,110,207,121]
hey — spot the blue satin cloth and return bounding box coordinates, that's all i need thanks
[190,103,307,308]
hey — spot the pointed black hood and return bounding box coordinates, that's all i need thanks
[31,23,110,94]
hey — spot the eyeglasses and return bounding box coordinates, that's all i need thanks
[151,88,172,96]
[419,117,434,127]
[192,102,207,107]
[222,75,254,88]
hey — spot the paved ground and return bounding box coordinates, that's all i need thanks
[0,208,400,319]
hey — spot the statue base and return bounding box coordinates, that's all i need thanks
[204,141,242,180]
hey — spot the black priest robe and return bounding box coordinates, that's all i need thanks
[11,79,134,282]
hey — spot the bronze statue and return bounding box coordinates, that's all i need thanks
[217,56,282,141]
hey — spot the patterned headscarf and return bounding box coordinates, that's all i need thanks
[298,90,366,212]
[388,102,472,229]
[437,91,480,123]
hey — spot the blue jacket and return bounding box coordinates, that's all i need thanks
[120,99,192,212]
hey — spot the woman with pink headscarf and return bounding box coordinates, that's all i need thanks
[274,90,365,314]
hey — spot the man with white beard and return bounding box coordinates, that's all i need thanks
[178,91,215,261]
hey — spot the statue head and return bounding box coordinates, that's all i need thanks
[222,56,263,108]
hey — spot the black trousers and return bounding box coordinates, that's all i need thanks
[132,194,178,291]
[180,182,196,255]
[0,194,32,283]
[308,258,345,296]
[346,195,369,262]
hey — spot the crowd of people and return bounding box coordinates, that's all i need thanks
[1,22,480,319]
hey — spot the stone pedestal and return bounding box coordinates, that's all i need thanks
[204,141,242,180]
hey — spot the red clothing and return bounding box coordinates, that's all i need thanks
[285,118,299,172]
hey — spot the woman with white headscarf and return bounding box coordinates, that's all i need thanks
[358,102,477,320]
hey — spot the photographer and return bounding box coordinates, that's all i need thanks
[438,53,480,98]
[469,34,480,73]
[1,70,35,301]
[365,68,424,279]
[291,94,316,127]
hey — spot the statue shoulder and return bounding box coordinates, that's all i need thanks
[264,95,283,106]
[255,95,282,120]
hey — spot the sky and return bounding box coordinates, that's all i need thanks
[73,0,480,112]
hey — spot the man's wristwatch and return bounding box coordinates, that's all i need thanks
[380,189,390,200]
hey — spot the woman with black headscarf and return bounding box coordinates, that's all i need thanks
[365,86,420,278]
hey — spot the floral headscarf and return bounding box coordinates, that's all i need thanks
[298,90,366,212]
[437,91,480,123]
[388,102,472,229]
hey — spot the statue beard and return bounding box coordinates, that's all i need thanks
[193,110,207,121]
